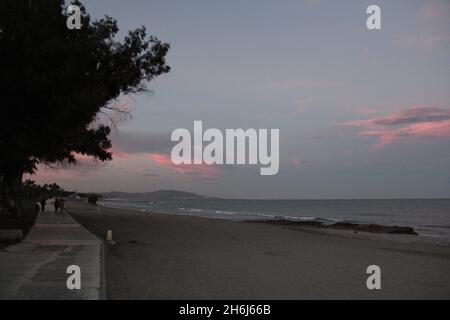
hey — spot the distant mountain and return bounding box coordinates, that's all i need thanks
[101,190,217,200]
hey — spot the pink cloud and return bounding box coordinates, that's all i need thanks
[292,159,309,168]
[150,153,222,179]
[26,153,106,184]
[345,106,450,127]
[110,147,130,159]
[46,153,108,176]
[344,106,450,149]
[419,0,450,20]
[356,108,377,115]
[399,34,450,49]
[397,1,450,50]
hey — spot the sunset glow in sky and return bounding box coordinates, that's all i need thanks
[31,0,450,199]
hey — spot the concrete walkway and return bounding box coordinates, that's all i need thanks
[0,210,103,300]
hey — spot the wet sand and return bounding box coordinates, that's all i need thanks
[67,201,450,300]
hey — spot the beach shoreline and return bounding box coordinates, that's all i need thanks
[98,198,450,239]
[67,200,450,300]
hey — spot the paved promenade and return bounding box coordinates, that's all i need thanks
[0,210,103,300]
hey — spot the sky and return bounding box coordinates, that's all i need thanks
[31,0,450,199]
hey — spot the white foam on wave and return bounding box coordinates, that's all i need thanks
[215,210,241,215]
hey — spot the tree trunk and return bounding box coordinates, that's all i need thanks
[0,169,24,218]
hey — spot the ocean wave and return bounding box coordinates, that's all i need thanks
[423,225,450,229]
[177,208,205,213]
[215,210,241,215]
[94,198,450,239]
[276,216,343,224]
[174,207,345,225]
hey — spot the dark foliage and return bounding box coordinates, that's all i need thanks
[87,194,99,205]
[0,0,170,216]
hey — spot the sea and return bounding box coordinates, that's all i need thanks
[98,198,450,239]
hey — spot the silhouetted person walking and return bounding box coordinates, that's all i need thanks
[60,198,66,213]
[40,199,46,212]
[54,198,60,213]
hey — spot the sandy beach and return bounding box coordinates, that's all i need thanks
[67,201,450,300]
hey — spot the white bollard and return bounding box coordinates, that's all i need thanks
[106,230,113,242]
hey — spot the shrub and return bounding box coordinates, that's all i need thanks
[87,194,100,205]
